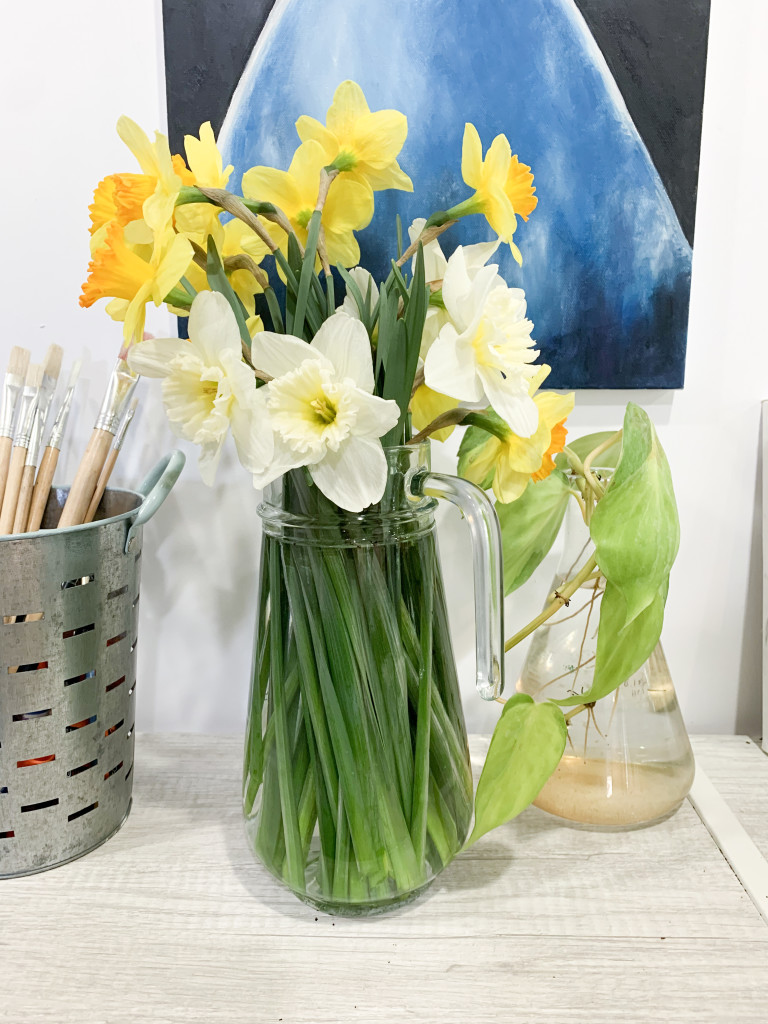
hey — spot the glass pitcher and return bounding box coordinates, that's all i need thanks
[517,496,695,830]
[243,441,503,915]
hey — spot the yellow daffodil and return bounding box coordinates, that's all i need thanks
[448,123,537,265]
[458,367,574,503]
[242,139,374,267]
[174,122,234,237]
[295,80,412,194]
[80,222,192,344]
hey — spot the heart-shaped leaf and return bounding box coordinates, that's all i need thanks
[496,470,571,594]
[553,579,667,706]
[468,694,566,844]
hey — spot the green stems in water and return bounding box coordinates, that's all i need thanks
[243,473,473,913]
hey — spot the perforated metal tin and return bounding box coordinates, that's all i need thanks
[0,451,184,878]
[0,488,145,877]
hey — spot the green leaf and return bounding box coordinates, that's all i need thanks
[469,694,566,844]
[495,471,571,594]
[590,403,679,628]
[554,431,622,472]
[553,579,667,706]
[293,209,322,340]
[336,264,370,332]
[205,235,251,348]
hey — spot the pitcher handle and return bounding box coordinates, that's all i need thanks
[408,469,504,701]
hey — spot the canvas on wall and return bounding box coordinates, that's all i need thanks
[162,0,711,389]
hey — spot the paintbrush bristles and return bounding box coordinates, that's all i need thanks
[43,344,63,382]
[7,347,30,378]
[24,364,44,390]
[67,359,82,388]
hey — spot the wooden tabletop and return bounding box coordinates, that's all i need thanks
[2,734,768,1023]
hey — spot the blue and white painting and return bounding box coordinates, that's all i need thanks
[162,0,711,388]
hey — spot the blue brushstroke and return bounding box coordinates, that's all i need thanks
[219,0,692,388]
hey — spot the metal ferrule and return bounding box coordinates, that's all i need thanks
[12,385,40,449]
[24,377,57,468]
[0,372,24,439]
[48,380,77,451]
[112,403,137,453]
[95,361,139,434]
[25,409,45,468]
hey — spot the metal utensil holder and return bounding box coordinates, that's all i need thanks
[0,450,184,877]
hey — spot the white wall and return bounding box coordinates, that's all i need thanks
[1,0,765,737]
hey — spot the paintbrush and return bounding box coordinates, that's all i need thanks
[12,345,63,534]
[84,397,138,524]
[0,346,31,509]
[0,364,43,535]
[58,351,139,528]
[27,360,81,533]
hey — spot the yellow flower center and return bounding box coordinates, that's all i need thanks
[310,396,337,425]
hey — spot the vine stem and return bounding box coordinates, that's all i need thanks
[504,554,598,653]
[564,703,589,723]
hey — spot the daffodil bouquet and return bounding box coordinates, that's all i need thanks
[80,81,678,913]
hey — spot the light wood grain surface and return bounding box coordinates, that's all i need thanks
[2,734,767,1023]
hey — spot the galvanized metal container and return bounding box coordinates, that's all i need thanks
[0,451,184,877]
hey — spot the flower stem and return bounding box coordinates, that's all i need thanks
[396,220,456,267]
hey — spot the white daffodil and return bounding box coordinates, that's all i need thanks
[250,313,399,512]
[127,291,273,484]
[408,218,500,356]
[341,266,379,320]
[423,244,540,436]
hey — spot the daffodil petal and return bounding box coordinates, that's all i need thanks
[424,325,484,403]
[311,313,374,391]
[327,80,370,136]
[345,389,399,438]
[230,401,274,475]
[117,116,156,175]
[295,115,337,160]
[154,234,194,304]
[250,431,307,489]
[484,133,512,182]
[535,390,576,428]
[461,123,483,189]
[324,178,374,231]
[478,366,539,437]
[352,110,407,168]
[242,165,301,215]
[358,161,413,193]
[309,435,387,512]
[250,331,325,379]
[127,336,191,378]
[492,464,531,504]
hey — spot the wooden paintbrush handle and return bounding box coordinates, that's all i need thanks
[58,428,113,528]
[84,449,118,525]
[27,446,59,533]
[12,465,35,534]
[0,446,28,534]
[0,436,12,509]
